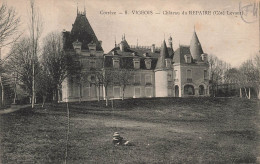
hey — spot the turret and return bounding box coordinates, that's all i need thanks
[190,30,203,62]
[155,40,172,97]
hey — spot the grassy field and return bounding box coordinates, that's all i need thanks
[0,97,259,163]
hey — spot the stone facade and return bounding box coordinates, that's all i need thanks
[61,11,209,102]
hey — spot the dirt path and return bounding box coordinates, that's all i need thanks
[0,105,31,115]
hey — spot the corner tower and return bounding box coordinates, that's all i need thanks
[155,40,172,97]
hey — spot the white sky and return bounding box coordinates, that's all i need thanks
[3,0,259,67]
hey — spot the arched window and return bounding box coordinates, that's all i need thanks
[184,85,195,95]
[199,85,205,95]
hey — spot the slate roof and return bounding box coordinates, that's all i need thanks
[173,45,192,64]
[104,38,180,69]
[155,40,171,70]
[63,13,103,51]
[190,31,203,61]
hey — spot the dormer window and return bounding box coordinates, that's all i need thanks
[184,54,192,63]
[201,53,208,62]
[88,42,96,56]
[165,59,171,68]
[133,58,140,69]
[72,40,82,54]
[113,57,120,69]
[145,59,152,69]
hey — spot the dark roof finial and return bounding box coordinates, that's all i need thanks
[115,36,117,47]
[77,2,78,14]
[84,0,86,15]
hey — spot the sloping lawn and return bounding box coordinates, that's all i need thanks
[0,97,259,163]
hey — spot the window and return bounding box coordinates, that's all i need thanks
[134,74,141,84]
[204,70,208,80]
[113,59,119,68]
[187,70,192,78]
[166,59,171,68]
[187,57,191,63]
[83,84,90,97]
[145,87,152,97]
[134,60,140,69]
[113,87,121,98]
[187,70,192,82]
[167,73,172,81]
[145,75,152,84]
[134,87,141,97]
[174,70,178,81]
[89,60,96,68]
[145,59,152,69]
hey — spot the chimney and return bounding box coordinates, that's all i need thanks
[99,40,102,47]
[151,44,155,53]
[120,42,124,52]
[168,36,173,48]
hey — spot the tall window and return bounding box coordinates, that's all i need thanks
[187,70,192,82]
[145,75,152,84]
[166,59,171,68]
[204,70,208,80]
[167,73,172,81]
[89,60,96,68]
[134,87,141,97]
[174,70,178,81]
[145,87,152,97]
[187,70,192,78]
[134,74,141,84]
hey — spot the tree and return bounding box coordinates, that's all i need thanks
[28,0,43,108]
[117,69,132,100]
[102,69,115,106]
[208,54,231,97]
[6,37,41,102]
[41,32,78,103]
[253,54,260,99]
[0,3,21,48]
[0,3,21,106]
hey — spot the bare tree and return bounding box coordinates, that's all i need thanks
[5,37,40,102]
[117,69,132,100]
[0,3,21,48]
[208,54,231,97]
[102,69,115,106]
[41,32,78,103]
[254,54,260,99]
[0,3,21,106]
[28,0,43,108]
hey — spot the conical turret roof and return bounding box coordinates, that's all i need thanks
[190,31,203,61]
[155,40,170,70]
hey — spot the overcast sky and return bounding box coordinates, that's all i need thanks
[3,0,259,67]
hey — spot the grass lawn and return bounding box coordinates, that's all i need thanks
[0,97,259,163]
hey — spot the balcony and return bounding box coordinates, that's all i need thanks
[187,78,192,83]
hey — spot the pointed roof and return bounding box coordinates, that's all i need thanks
[119,35,130,50]
[69,12,103,51]
[155,40,170,70]
[190,31,203,61]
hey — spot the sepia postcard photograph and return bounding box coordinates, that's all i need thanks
[0,0,259,163]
